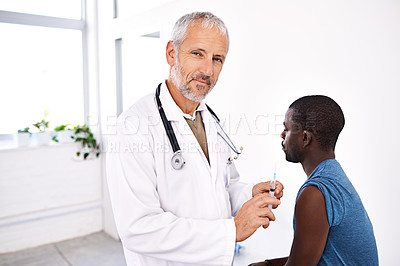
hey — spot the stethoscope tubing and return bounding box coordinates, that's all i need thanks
[155,83,241,170]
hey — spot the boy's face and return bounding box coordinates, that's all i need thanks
[281,109,304,163]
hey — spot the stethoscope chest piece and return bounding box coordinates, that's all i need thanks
[171,151,185,170]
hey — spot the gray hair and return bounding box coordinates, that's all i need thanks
[171,11,230,54]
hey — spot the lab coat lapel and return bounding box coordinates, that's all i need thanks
[159,82,183,122]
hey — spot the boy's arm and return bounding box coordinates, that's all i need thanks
[249,185,329,266]
[285,185,329,265]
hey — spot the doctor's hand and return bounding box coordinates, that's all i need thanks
[252,181,284,204]
[234,193,280,242]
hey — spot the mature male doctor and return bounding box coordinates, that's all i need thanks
[106,11,284,266]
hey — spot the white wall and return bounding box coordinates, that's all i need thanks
[0,144,103,253]
[98,0,400,264]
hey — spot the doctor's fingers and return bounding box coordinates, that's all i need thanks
[275,181,284,199]
[254,193,281,208]
[260,217,271,229]
[256,206,276,222]
[250,216,271,229]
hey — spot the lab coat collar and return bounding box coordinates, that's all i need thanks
[159,81,207,122]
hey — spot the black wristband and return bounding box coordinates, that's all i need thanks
[264,259,274,266]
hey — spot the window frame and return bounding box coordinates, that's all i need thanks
[0,1,89,138]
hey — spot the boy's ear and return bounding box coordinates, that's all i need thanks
[303,130,312,148]
[166,41,176,67]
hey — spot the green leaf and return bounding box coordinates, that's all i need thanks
[54,124,72,131]
[18,127,31,134]
[70,125,101,160]
[33,119,50,132]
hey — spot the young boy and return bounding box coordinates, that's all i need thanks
[250,96,378,265]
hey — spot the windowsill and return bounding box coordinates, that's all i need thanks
[0,138,77,152]
[0,133,102,161]
[0,132,81,152]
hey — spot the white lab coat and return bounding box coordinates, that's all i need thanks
[106,81,253,266]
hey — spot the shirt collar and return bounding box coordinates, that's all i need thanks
[182,102,206,121]
[159,81,207,122]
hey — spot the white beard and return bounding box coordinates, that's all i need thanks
[171,59,215,102]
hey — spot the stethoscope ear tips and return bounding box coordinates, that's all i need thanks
[171,151,185,170]
[233,146,244,160]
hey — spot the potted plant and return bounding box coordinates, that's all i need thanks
[32,119,50,145]
[52,124,74,143]
[71,124,100,160]
[17,127,31,147]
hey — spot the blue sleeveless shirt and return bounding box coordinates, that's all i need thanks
[294,159,378,265]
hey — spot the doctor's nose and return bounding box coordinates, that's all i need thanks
[280,131,286,139]
[200,59,214,76]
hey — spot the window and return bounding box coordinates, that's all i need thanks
[119,34,165,112]
[0,0,81,19]
[0,1,86,134]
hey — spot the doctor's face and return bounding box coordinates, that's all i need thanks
[170,22,229,102]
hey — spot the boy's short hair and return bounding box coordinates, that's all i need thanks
[289,95,345,151]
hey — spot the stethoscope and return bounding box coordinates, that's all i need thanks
[155,83,243,170]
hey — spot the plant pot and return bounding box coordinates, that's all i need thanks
[17,133,31,147]
[57,130,74,143]
[75,132,89,139]
[35,132,51,146]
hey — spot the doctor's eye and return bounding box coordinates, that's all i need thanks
[213,57,223,63]
[192,51,202,56]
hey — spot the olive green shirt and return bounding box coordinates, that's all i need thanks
[184,112,209,164]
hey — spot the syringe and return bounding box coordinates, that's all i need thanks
[268,164,277,210]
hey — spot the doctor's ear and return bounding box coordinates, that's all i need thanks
[166,41,176,67]
[302,130,312,148]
